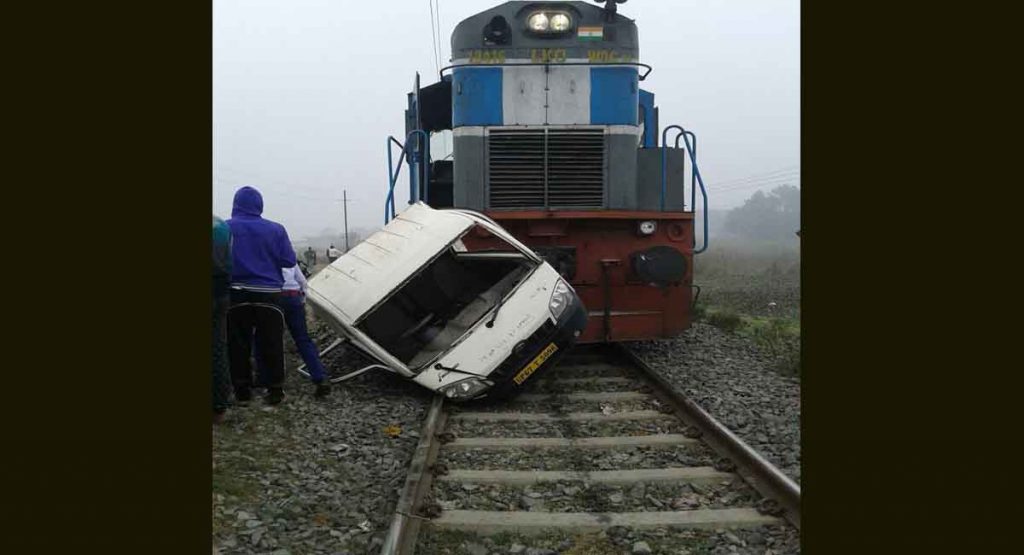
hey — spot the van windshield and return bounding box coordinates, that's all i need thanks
[355,225,539,370]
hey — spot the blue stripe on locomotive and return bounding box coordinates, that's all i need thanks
[590,67,639,125]
[452,66,642,127]
[452,67,503,126]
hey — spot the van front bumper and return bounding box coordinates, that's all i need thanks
[476,296,588,401]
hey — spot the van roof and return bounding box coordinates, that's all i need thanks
[306,203,475,325]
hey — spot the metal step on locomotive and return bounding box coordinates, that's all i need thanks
[386,0,709,344]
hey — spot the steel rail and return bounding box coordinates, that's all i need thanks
[381,394,447,555]
[382,346,799,553]
[615,344,801,529]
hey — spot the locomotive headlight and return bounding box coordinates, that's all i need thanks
[638,220,657,235]
[550,13,571,31]
[549,279,573,319]
[528,12,550,31]
[527,12,572,34]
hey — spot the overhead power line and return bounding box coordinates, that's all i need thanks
[707,166,800,190]
[428,0,441,74]
[714,177,801,194]
[435,0,445,66]
[214,166,347,197]
[427,0,450,158]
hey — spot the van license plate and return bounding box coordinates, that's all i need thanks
[513,342,558,385]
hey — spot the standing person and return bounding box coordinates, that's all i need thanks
[212,215,233,423]
[304,246,317,268]
[327,244,342,263]
[262,264,331,398]
[226,186,297,406]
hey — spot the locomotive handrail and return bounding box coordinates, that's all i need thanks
[439,61,653,81]
[680,131,698,215]
[385,137,406,223]
[678,130,709,254]
[676,131,699,252]
[661,125,709,253]
[385,130,431,224]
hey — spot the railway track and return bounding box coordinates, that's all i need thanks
[382,344,800,554]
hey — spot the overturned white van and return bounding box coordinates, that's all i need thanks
[305,203,588,401]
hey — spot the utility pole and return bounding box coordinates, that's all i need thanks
[342,189,350,251]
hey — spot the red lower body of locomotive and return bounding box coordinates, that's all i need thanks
[462,210,696,343]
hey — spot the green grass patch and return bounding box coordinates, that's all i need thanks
[212,466,260,501]
[738,315,801,377]
[705,308,743,332]
[700,305,801,377]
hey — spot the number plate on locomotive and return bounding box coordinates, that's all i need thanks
[513,342,558,385]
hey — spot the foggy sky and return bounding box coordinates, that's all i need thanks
[214,0,799,240]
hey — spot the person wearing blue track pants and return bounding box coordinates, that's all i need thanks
[277,264,331,398]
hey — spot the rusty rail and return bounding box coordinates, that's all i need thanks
[616,344,801,529]
[380,394,447,555]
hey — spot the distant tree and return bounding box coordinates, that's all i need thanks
[723,185,800,243]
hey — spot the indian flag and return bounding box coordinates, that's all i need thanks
[578,26,603,41]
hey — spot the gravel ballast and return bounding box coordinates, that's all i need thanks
[447,416,689,440]
[212,319,433,555]
[439,444,719,472]
[419,526,800,554]
[627,322,801,484]
[213,299,800,552]
[429,479,760,513]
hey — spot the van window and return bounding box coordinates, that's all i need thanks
[355,225,538,369]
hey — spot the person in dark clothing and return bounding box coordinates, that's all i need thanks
[256,264,331,398]
[226,186,297,406]
[212,215,234,423]
[304,246,317,267]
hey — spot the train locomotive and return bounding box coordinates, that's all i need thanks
[386,0,708,343]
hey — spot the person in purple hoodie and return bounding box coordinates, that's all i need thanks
[226,186,297,406]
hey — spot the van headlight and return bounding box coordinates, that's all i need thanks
[549,279,573,319]
[440,378,492,399]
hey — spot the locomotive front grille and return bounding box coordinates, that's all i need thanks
[488,128,606,209]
